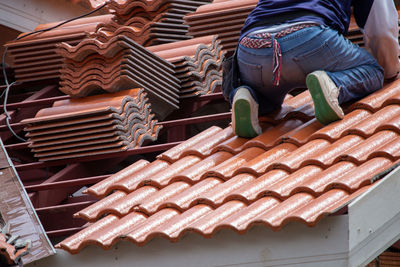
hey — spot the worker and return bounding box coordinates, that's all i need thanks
[228,0,400,138]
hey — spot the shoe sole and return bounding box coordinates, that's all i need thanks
[306,74,342,125]
[233,98,259,138]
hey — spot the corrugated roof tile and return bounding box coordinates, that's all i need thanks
[53,3,400,253]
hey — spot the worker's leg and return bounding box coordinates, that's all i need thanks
[292,25,384,104]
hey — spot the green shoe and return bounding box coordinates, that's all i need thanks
[306,71,344,125]
[232,87,262,138]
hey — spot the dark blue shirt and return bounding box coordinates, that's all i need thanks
[240,0,374,38]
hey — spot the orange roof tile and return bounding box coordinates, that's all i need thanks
[21,89,161,161]
[57,78,400,253]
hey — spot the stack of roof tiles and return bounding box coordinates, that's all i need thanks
[21,89,161,162]
[57,78,400,253]
[98,0,213,47]
[4,14,115,83]
[184,0,257,55]
[148,35,225,98]
[56,35,180,118]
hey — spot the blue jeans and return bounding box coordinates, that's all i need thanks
[230,25,384,115]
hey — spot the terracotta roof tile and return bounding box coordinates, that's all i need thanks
[21,89,161,161]
[5,15,115,83]
[148,36,225,98]
[56,35,180,118]
[57,78,400,253]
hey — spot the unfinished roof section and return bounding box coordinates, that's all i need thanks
[57,78,400,253]
[148,35,225,98]
[21,89,161,161]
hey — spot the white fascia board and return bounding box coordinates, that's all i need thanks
[0,0,89,32]
[27,215,350,267]
[348,165,400,267]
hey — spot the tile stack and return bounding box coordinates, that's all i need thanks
[148,35,226,98]
[97,0,213,47]
[56,35,180,119]
[21,89,161,162]
[4,15,115,83]
[184,0,257,55]
[57,79,400,253]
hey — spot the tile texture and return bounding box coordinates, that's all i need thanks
[4,15,115,83]
[21,89,161,161]
[57,78,400,253]
[148,35,225,98]
[56,35,180,118]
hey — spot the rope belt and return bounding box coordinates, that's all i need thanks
[239,23,319,86]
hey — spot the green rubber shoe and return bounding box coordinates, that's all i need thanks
[306,71,344,125]
[232,87,262,138]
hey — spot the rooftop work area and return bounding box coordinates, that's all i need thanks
[1,0,400,266]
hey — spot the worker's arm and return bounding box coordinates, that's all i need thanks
[354,0,400,80]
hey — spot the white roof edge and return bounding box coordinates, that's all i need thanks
[348,164,400,267]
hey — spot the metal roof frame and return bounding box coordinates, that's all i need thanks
[0,81,230,238]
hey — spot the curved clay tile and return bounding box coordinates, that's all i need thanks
[171,151,234,183]
[100,159,171,194]
[242,119,305,150]
[340,130,399,164]
[369,137,400,159]
[227,169,290,203]
[325,157,393,192]
[233,143,298,176]
[311,109,372,142]
[138,155,202,188]
[302,135,364,168]
[161,177,223,211]
[157,126,223,162]
[202,147,266,180]
[136,183,194,216]
[343,105,400,138]
[350,79,400,112]
[280,119,323,146]
[84,159,151,197]
[270,139,331,173]
[195,173,256,207]
[376,115,400,133]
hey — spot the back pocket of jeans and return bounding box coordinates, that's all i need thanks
[293,41,338,74]
[237,58,264,88]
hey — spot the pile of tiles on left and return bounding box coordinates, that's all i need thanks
[56,35,181,119]
[4,15,115,83]
[21,88,161,162]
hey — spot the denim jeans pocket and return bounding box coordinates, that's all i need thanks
[237,57,264,89]
[292,39,338,75]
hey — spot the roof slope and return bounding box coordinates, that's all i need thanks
[57,78,400,254]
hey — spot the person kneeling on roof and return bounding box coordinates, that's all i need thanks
[228,0,400,138]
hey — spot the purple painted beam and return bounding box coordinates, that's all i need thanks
[25,174,109,192]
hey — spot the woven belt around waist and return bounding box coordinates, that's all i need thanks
[240,23,319,49]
